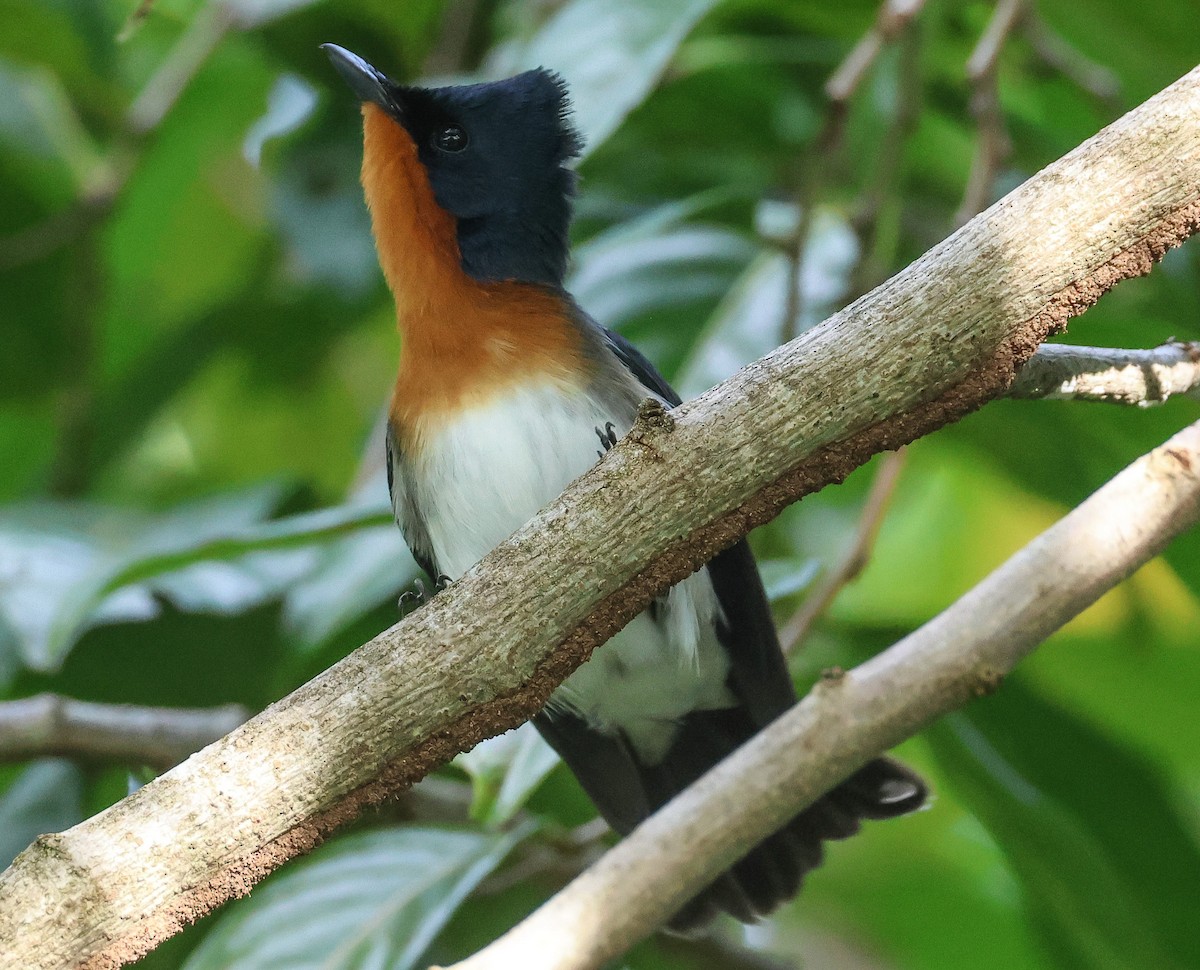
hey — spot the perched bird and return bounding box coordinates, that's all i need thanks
[324,44,926,930]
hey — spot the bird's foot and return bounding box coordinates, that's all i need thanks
[398,575,454,615]
[398,578,430,613]
[594,421,618,458]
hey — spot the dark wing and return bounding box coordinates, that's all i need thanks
[600,328,682,407]
[601,326,794,722]
[385,424,440,582]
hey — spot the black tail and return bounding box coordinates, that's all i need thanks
[535,705,926,932]
[665,751,926,931]
[639,707,925,932]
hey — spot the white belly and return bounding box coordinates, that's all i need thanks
[405,380,733,760]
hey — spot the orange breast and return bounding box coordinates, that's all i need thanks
[359,105,587,455]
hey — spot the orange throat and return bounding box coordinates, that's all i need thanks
[359,105,586,450]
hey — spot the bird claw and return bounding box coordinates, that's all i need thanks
[398,575,454,614]
[398,579,428,612]
[594,421,618,458]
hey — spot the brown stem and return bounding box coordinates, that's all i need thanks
[779,448,907,654]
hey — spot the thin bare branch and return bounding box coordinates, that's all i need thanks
[1008,341,1200,406]
[956,0,1022,225]
[0,0,236,271]
[782,0,925,343]
[825,0,927,107]
[126,0,237,134]
[779,448,907,654]
[1022,10,1121,102]
[441,417,1200,970]
[0,695,249,771]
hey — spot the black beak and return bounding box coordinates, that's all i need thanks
[321,44,399,114]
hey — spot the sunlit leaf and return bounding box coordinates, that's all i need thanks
[492,0,723,156]
[456,723,560,827]
[0,488,392,671]
[675,205,857,397]
[570,220,757,329]
[183,825,535,970]
[283,526,415,650]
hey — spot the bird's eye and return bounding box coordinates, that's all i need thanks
[432,124,468,153]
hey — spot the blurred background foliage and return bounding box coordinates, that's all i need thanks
[1,0,1198,967]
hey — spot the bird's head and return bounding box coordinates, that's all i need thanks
[323,45,582,290]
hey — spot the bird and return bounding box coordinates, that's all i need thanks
[323,43,927,931]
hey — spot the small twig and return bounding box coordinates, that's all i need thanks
[825,0,927,108]
[779,449,907,654]
[1022,11,1120,102]
[117,0,160,42]
[0,695,249,771]
[126,0,237,134]
[780,0,926,344]
[956,0,1021,225]
[1008,341,1200,406]
[0,0,236,270]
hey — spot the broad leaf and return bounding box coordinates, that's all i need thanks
[927,681,1200,970]
[675,205,858,397]
[456,723,560,827]
[0,489,392,670]
[491,0,724,156]
[0,759,85,868]
[183,825,535,970]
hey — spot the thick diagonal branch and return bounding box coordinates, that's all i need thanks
[0,66,1198,970]
[441,418,1200,970]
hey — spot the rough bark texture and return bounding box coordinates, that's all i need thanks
[0,65,1198,970]
[1008,341,1200,406]
[442,418,1200,970]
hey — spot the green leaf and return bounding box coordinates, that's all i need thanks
[570,219,757,330]
[0,759,85,868]
[927,680,1200,970]
[456,723,560,827]
[674,206,857,396]
[283,526,416,650]
[492,0,724,156]
[0,56,105,202]
[0,488,393,671]
[183,824,535,970]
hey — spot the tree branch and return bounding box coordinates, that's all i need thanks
[778,448,907,654]
[1008,341,1200,406]
[824,0,928,108]
[439,417,1200,970]
[956,0,1021,225]
[1,65,1198,970]
[0,695,249,771]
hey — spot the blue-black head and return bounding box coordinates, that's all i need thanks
[323,44,583,288]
